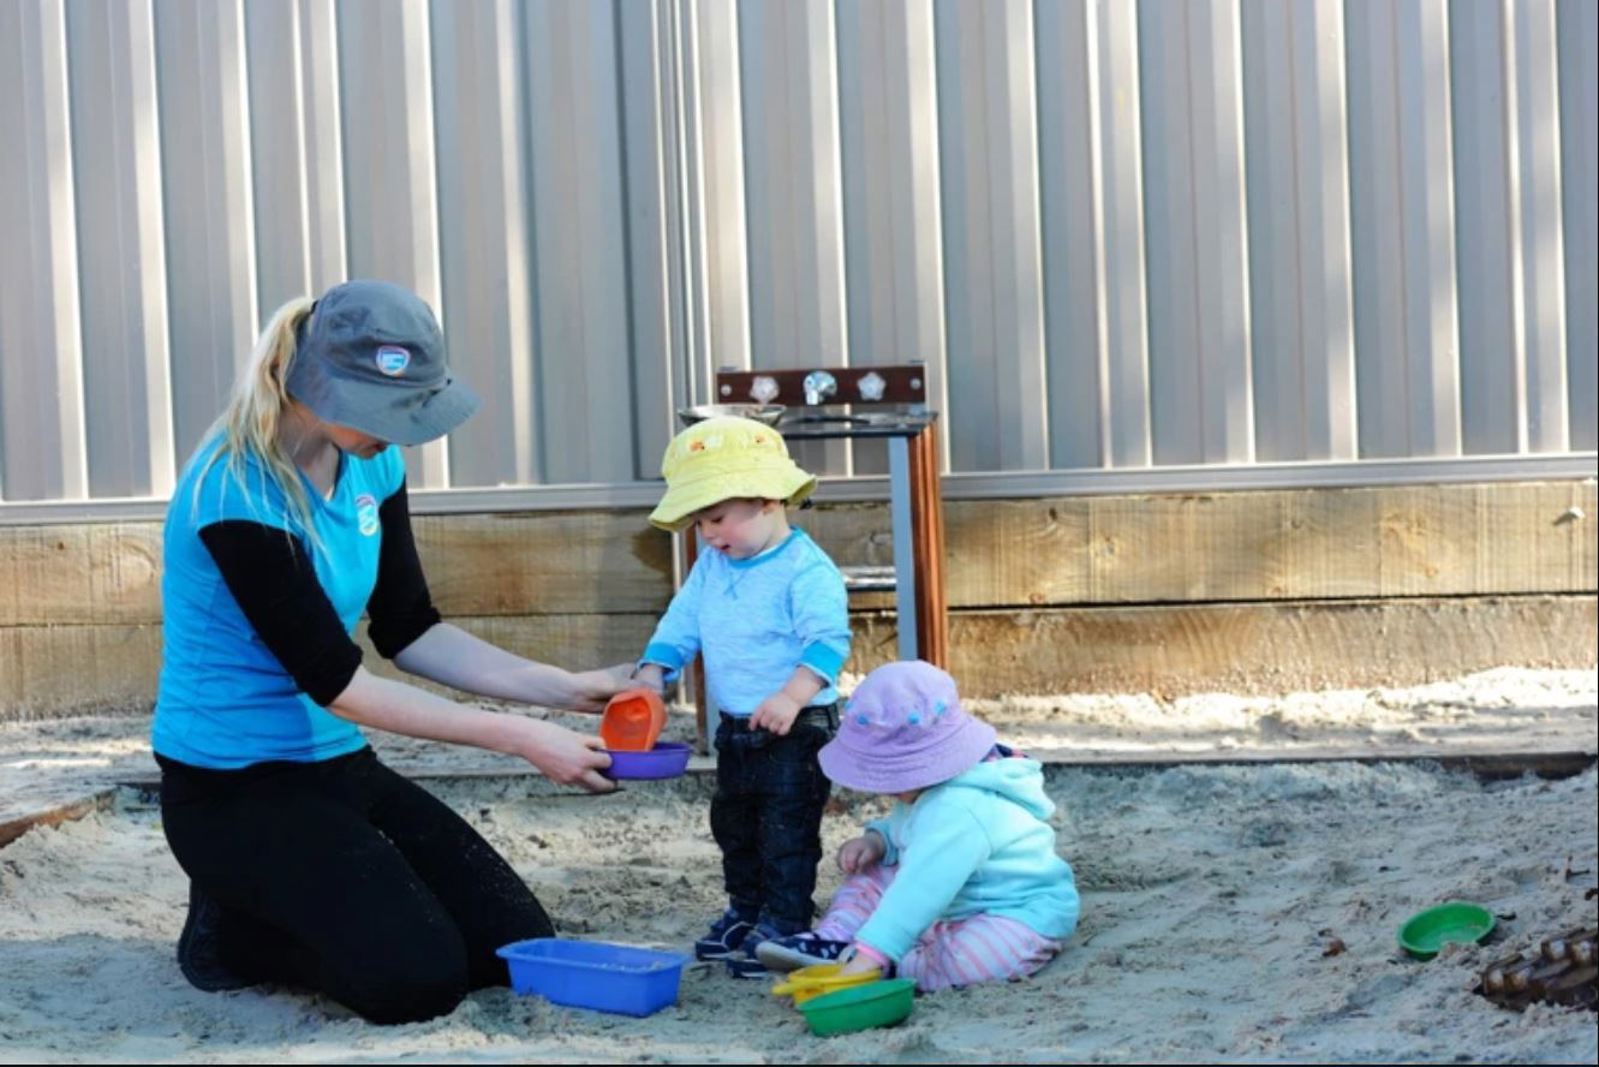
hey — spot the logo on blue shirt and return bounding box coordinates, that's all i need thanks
[355,493,380,536]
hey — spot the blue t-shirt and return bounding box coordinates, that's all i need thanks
[152,437,403,769]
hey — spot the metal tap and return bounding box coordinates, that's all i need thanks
[802,370,837,406]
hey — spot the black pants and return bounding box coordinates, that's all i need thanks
[157,747,552,1024]
[710,707,836,934]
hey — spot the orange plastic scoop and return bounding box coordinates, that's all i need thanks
[600,688,667,752]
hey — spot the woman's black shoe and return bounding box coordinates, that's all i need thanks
[176,883,256,992]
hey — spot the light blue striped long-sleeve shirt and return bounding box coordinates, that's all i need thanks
[642,529,851,715]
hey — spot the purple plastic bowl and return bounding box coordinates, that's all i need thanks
[603,741,692,780]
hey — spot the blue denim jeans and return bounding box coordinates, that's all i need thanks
[711,707,837,934]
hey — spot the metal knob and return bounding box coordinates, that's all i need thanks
[803,370,837,406]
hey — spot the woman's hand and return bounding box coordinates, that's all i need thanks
[561,664,635,713]
[508,718,615,793]
[837,833,886,874]
[328,669,615,792]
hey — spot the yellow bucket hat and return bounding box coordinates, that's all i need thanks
[649,416,818,532]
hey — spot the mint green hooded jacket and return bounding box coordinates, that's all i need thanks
[854,757,1080,962]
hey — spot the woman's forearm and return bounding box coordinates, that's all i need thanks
[327,666,616,791]
[329,666,525,752]
[391,623,582,708]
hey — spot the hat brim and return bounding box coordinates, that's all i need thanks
[817,715,997,795]
[649,468,818,532]
[299,371,482,446]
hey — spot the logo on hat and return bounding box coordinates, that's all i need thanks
[375,346,411,377]
[355,494,380,536]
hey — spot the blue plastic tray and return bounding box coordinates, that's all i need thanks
[496,938,688,1017]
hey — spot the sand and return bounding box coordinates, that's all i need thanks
[1,668,1595,1064]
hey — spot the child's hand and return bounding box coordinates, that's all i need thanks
[837,833,885,874]
[749,691,802,735]
[632,663,668,695]
[838,951,887,978]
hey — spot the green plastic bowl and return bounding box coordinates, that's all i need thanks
[1397,901,1496,960]
[797,977,916,1036]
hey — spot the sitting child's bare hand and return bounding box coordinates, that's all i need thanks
[838,951,886,978]
[837,833,885,874]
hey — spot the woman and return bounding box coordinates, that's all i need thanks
[155,279,628,1024]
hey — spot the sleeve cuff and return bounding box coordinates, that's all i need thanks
[641,642,686,682]
[851,941,891,971]
[798,641,847,683]
[864,823,898,866]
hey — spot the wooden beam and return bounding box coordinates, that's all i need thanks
[805,480,1597,608]
[0,788,115,849]
[411,510,672,616]
[0,622,162,717]
[845,594,1598,698]
[0,510,675,625]
[2,482,1591,625]
[0,522,164,626]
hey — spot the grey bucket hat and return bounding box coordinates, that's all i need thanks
[287,279,480,446]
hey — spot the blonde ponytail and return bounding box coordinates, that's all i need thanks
[193,297,321,542]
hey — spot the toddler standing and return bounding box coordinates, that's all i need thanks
[632,416,852,977]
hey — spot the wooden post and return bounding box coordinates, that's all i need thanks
[909,420,950,667]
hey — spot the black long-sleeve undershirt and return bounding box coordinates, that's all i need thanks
[196,483,442,706]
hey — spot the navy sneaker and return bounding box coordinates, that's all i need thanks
[694,908,756,961]
[176,883,255,992]
[725,922,793,979]
[754,932,852,973]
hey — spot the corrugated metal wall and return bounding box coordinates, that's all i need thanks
[0,0,1594,506]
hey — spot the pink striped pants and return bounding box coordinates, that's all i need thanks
[813,864,1063,992]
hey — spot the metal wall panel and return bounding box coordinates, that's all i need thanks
[66,0,173,498]
[523,0,635,484]
[738,0,850,475]
[1558,0,1598,451]
[689,0,752,385]
[1,0,87,502]
[154,0,258,471]
[1139,0,1255,466]
[337,0,446,487]
[836,0,947,475]
[431,0,536,487]
[936,0,1049,473]
[1506,0,1569,453]
[1452,0,1525,455]
[1347,0,1463,459]
[1242,0,1357,462]
[0,0,1593,509]
[618,0,682,480]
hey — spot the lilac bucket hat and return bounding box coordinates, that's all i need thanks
[818,661,997,794]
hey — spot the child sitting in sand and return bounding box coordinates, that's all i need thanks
[631,415,851,978]
[756,660,1079,991]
